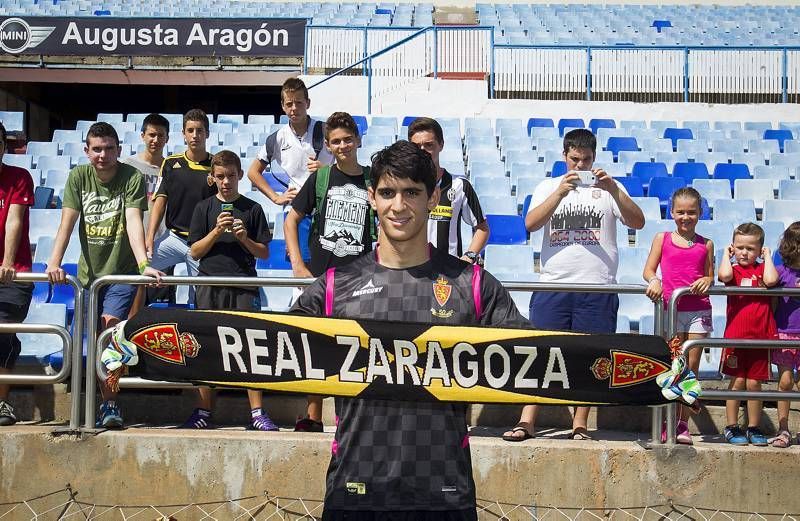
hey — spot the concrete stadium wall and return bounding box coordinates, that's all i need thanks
[1,426,798,518]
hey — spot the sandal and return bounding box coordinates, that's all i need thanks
[769,430,792,448]
[570,427,594,440]
[502,422,534,442]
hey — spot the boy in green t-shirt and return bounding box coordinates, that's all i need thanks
[47,122,163,429]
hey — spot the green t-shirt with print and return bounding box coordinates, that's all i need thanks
[62,163,147,285]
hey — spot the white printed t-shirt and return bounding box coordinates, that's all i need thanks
[255,118,334,191]
[529,177,629,284]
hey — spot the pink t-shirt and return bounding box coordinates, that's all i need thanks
[660,232,712,311]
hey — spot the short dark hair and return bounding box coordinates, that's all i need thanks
[0,122,6,144]
[183,109,209,132]
[407,117,444,146]
[371,140,437,197]
[85,122,119,146]
[211,150,242,172]
[325,112,359,139]
[141,113,169,134]
[281,77,309,103]
[563,128,596,155]
[733,222,765,247]
[779,221,800,268]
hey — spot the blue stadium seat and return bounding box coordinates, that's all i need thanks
[605,136,639,161]
[733,179,773,210]
[663,128,693,150]
[96,112,123,123]
[744,121,772,134]
[631,161,668,185]
[589,118,616,135]
[29,263,50,304]
[614,176,644,197]
[557,118,584,136]
[401,116,422,127]
[49,263,77,319]
[37,156,71,173]
[713,163,750,190]
[474,177,511,196]
[636,219,673,248]
[26,141,59,159]
[672,162,709,183]
[692,179,732,207]
[650,120,678,134]
[484,244,536,280]
[256,240,291,270]
[481,196,518,215]
[0,111,24,133]
[217,114,244,128]
[620,120,647,130]
[677,139,710,159]
[18,303,67,360]
[530,127,559,141]
[248,115,275,126]
[486,215,527,244]
[648,177,686,208]
[764,129,793,153]
[617,247,650,284]
[33,186,53,209]
[713,121,742,133]
[747,139,780,159]
[527,118,555,135]
[713,199,756,223]
[550,161,567,177]
[2,154,33,169]
[763,200,797,229]
[770,152,800,168]
[630,196,661,221]
[779,180,800,200]
[351,115,369,136]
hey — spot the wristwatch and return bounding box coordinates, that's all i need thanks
[464,251,484,266]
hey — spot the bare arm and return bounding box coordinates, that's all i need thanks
[189,211,232,261]
[689,239,715,294]
[233,218,269,259]
[146,196,167,258]
[718,244,734,283]
[126,207,163,280]
[762,246,779,287]
[525,173,579,232]
[642,232,665,303]
[593,169,645,230]
[284,208,312,278]
[0,204,28,283]
[463,221,490,261]
[46,208,80,283]
[247,158,297,206]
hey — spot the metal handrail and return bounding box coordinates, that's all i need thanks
[0,324,71,384]
[4,273,84,429]
[656,285,800,445]
[83,274,314,429]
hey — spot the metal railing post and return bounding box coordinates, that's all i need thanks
[651,299,665,445]
[83,279,101,429]
[489,27,496,99]
[362,27,368,77]
[683,47,690,102]
[302,23,309,75]
[586,46,592,101]
[433,27,438,79]
[782,47,788,104]
[367,56,373,114]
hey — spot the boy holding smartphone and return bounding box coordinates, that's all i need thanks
[185,150,275,431]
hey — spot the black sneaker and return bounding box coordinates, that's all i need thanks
[0,400,17,426]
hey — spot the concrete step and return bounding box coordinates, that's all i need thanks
[5,384,800,436]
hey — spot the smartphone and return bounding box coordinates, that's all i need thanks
[220,203,234,232]
[575,171,595,186]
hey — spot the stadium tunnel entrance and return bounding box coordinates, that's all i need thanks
[1,68,297,142]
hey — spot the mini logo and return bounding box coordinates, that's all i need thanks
[129,323,201,365]
[0,18,55,54]
[591,350,669,387]
[447,187,456,201]
[346,482,366,495]
[433,275,452,307]
[352,279,383,297]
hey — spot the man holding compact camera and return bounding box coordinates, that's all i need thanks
[502,128,644,442]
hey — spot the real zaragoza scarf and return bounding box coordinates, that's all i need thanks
[102,307,701,406]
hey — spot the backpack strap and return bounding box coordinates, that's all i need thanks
[361,165,377,241]
[311,165,332,237]
[324,267,336,317]
[471,263,483,321]
[312,120,325,159]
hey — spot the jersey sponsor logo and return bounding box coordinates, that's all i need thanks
[590,351,669,387]
[346,482,366,495]
[129,323,201,365]
[352,279,384,297]
[430,205,453,221]
[320,183,369,258]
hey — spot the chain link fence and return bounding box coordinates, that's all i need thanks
[2,488,797,521]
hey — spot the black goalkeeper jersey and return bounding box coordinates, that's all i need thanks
[291,245,527,512]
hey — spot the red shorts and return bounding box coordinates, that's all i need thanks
[721,347,770,381]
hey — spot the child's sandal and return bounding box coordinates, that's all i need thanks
[768,430,791,448]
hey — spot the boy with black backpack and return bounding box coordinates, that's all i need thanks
[284,112,376,431]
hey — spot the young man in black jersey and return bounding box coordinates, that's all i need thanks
[146,109,216,305]
[285,112,374,432]
[290,141,528,520]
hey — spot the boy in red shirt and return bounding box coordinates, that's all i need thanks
[0,122,35,426]
[718,222,778,446]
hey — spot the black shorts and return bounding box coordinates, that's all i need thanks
[0,283,34,369]
[321,509,477,521]
[195,285,261,312]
